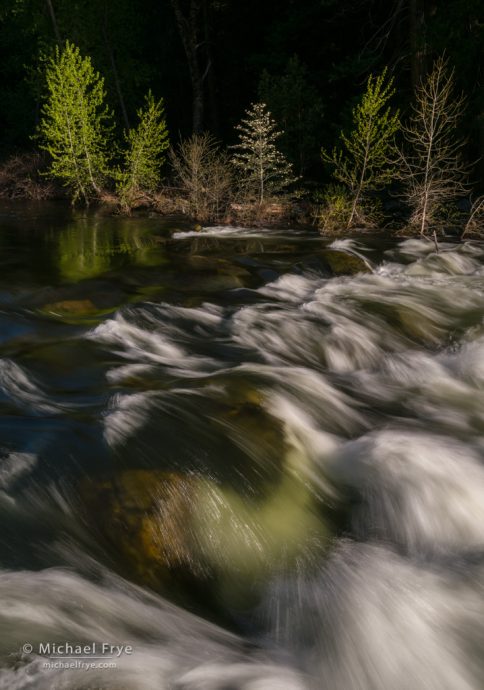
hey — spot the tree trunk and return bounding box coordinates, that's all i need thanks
[347,125,371,229]
[170,0,205,134]
[45,0,61,43]
[202,0,219,134]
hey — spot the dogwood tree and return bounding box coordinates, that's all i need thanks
[231,102,296,204]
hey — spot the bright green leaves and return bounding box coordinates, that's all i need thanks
[322,69,400,228]
[38,43,170,209]
[38,41,113,204]
[116,91,169,212]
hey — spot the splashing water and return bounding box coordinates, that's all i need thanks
[1,211,484,689]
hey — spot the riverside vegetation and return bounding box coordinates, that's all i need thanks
[2,41,483,238]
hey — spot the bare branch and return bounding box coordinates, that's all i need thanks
[398,56,470,236]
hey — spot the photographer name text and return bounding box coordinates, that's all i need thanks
[23,642,133,658]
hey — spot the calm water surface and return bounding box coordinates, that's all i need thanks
[0,202,484,689]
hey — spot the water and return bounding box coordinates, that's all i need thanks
[0,202,484,689]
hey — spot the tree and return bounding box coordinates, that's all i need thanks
[322,69,400,229]
[38,41,112,203]
[44,0,61,43]
[399,57,470,237]
[258,56,324,175]
[170,132,232,222]
[231,102,296,204]
[169,0,219,134]
[116,91,169,212]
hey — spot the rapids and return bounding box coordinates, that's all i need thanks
[0,203,484,689]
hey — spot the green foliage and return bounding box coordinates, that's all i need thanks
[315,184,353,234]
[231,102,297,204]
[117,92,169,212]
[38,41,113,204]
[258,56,324,175]
[315,184,383,234]
[322,69,400,228]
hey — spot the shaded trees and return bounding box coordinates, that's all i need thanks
[258,56,324,175]
[0,0,150,153]
[169,0,219,134]
[0,0,482,207]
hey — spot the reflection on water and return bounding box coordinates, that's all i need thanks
[0,202,484,688]
[56,218,169,283]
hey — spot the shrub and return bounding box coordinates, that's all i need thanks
[316,185,384,235]
[462,196,484,237]
[170,133,232,222]
[315,184,354,234]
[0,153,56,200]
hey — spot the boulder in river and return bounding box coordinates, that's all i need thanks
[81,441,330,608]
[323,249,371,275]
[42,299,99,316]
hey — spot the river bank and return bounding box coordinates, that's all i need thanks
[2,152,482,238]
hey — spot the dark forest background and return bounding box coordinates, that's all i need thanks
[0,0,483,182]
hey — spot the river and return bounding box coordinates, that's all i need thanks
[0,202,483,689]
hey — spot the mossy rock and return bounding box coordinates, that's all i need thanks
[186,255,251,278]
[42,299,99,316]
[80,470,208,589]
[81,452,330,607]
[324,250,371,275]
[187,273,245,292]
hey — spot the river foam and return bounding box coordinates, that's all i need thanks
[3,236,484,689]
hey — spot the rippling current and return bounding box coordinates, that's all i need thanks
[1,203,484,689]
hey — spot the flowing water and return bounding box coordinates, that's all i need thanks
[1,202,484,689]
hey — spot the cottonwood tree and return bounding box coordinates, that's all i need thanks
[231,102,296,204]
[39,41,113,203]
[399,57,470,237]
[117,92,169,212]
[322,69,400,229]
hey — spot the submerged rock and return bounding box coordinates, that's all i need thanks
[323,250,371,275]
[186,255,251,278]
[81,470,206,588]
[81,442,330,607]
[42,298,98,316]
